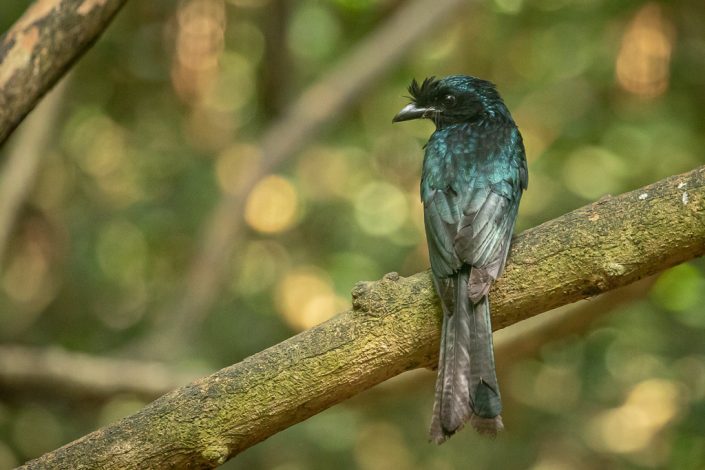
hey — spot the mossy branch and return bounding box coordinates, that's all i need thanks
[20,166,705,469]
[0,0,127,147]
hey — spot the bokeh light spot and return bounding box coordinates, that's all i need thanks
[68,113,125,178]
[354,422,413,470]
[275,267,346,330]
[296,146,354,201]
[171,0,226,110]
[244,175,300,234]
[354,181,408,237]
[232,240,290,296]
[96,220,148,287]
[215,143,262,195]
[584,379,681,455]
[616,3,674,98]
[99,395,147,427]
[562,146,626,200]
[494,0,523,14]
[288,4,341,61]
[204,51,254,113]
[532,365,581,412]
[605,340,667,385]
[228,21,265,64]
[2,239,50,304]
[12,405,63,459]
[651,263,705,328]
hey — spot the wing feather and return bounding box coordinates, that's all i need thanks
[422,126,525,296]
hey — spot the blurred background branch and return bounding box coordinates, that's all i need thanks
[146,0,469,356]
[0,277,656,405]
[0,77,69,266]
[0,0,127,147]
[0,344,202,402]
[494,275,659,373]
[20,166,705,469]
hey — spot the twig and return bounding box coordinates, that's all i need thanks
[20,166,705,469]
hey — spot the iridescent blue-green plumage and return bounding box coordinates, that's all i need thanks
[394,75,527,443]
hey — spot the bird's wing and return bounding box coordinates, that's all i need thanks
[423,128,526,304]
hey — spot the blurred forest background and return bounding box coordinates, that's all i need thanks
[1,0,705,468]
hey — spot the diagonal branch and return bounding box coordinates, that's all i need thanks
[20,166,705,469]
[0,279,653,403]
[0,75,69,265]
[0,0,128,147]
[149,0,469,350]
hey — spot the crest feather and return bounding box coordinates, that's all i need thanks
[408,76,438,102]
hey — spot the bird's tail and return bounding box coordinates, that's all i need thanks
[429,268,503,444]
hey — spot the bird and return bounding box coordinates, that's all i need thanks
[393,75,527,443]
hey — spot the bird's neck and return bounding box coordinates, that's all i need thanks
[435,103,514,131]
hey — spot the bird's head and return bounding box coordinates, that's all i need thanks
[393,75,508,128]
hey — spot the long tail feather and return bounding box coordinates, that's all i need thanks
[429,268,471,443]
[429,269,503,443]
[467,295,503,436]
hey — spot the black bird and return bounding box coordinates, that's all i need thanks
[393,75,527,443]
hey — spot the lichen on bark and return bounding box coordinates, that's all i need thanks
[19,166,705,469]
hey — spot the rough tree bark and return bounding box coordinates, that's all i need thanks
[0,278,653,403]
[0,0,128,147]
[0,279,653,403]
[19,167,705,468]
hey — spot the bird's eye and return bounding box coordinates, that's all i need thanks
[443,94,456,107]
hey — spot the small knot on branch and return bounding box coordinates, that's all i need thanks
[201,444,229,465]
[351,281,373,312]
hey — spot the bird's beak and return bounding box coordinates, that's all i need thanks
[392,103,436,123]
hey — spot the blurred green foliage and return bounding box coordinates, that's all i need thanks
[1,0,705,468]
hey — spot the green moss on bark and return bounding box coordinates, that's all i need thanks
[20,166,705,469]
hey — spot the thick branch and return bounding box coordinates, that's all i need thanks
[21,167,705,468]
[0,280,651,403]
[0,0,127,147]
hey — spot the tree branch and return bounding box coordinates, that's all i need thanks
[20,166,705,468]
[0,280,654,403]
[0,0,127,147]
[0,75,69,265]
[494,275,658,372]
[0,345,201,401]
